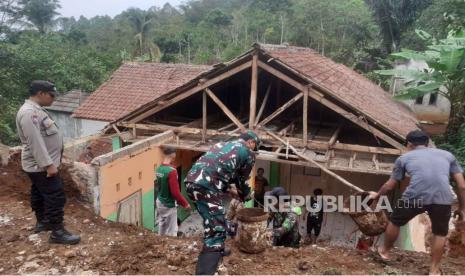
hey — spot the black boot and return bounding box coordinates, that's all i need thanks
[34,221,53,233]
[195,251,222,275]
[49,227,81,245]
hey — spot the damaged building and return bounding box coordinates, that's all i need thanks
[65,43,428,251]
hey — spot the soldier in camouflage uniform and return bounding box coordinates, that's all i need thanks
[185,130,260,275]
[266,187,302,248]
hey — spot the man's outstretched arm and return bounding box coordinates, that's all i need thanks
[452,173,465,220]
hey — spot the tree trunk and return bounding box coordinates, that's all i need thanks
[446,85,465,135]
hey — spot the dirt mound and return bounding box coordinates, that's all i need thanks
[1,152,465,274]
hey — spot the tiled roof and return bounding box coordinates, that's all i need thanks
[259,44,418,138]
[72,62,212,121]
[45,90,89,113]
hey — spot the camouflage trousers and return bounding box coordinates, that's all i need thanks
[186,182,226,251]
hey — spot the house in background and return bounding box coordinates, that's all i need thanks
[73,43,427,251]
[390,59,450,135]
[72,62,212,146]
[45,90,91,142]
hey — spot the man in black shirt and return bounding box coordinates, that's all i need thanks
[306,188,326,244]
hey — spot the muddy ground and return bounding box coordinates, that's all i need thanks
[1,155,465,275]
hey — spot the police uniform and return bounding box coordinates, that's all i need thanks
[16,99,66,229]
[16,81,80,245]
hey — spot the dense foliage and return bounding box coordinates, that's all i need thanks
[0,0,464,151]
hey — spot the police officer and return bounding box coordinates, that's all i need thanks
[185,130,259,275]
[266,187,301,248]
[16,80,80,245]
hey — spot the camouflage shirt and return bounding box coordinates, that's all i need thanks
[185,139,256,199]
[271,204,302,247]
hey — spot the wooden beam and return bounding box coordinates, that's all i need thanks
[332,142,401,155]
[202,90,207,143]
[205,88,246,131]
[308,88,404,150]
[256,93,303,129]
[258,59,403,149]
[349,152,357,168]
[255,83,272,126]
[118,122,401,156]
[303,86,309,146]
[111,124,126,142]
[329,124,342,145]
[128,60,253,123]
[258,60,306,92]
[249,54,258,129]
[372,154,380,171]
[266,130,364,193]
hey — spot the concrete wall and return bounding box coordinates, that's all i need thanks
[48,111,108,142]
[48,111,82,143]
[91,132,203,231]
[79,119,107,137]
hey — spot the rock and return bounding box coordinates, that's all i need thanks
[48,268,59,275]
[6,234,19,243]
[83,219,90,224]
[26,254,37,261]
[28,234,41,245]
[64,249,76,258]
[18,250,26,255]
[298,261,309,271]
[15,256,24,262]
[59,259,66,267]
[168,265,178,271]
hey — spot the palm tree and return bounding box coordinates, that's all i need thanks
[123,8,161,62]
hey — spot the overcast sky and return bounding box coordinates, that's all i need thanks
[58,0,185,18]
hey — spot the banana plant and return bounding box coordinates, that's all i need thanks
[376,28,465,134]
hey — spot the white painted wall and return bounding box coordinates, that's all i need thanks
[79,119,108,137]
[392,60,450,124]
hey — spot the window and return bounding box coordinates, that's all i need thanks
[415,95,424,105]
[116,183,120,192]
[138,171,142,180]
[128,177,132,186]
[429,92,438,105]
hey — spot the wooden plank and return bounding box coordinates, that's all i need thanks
[349,152,357,168]
[202,90,207,143]
[258,60,306,92]
[249,54,258,128]
[256,93,303,129]
[308,88,404,150]
[256,62,403,149]
[111,124,127,142]
[132,124,137,139]
[266,130,364,193]
[329,124,342,145]
[372,154,380,171]
[255,83,272,126]
[205,88,246,131]
[119,122,401,156]
[332,143,401,155]
[128,60,253,123]
[303,86,309,146]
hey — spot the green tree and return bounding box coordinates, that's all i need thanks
[19,0,60,33]
[365,0,432,53]
[376,29,465,134]
[120,8,161,61]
